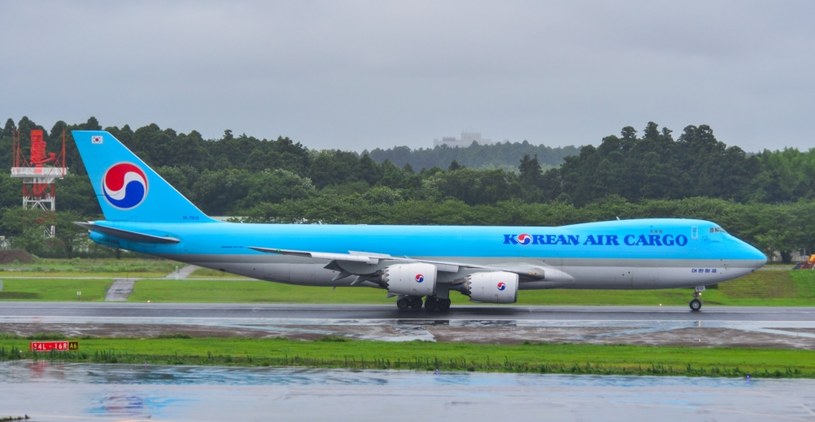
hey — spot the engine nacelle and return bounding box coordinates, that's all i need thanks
[382,262,437,296]
[465,271,519,303]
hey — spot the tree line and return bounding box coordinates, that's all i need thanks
[1,116,814,261]
[367,141,579,171]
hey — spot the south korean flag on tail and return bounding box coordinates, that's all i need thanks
[91,135,103,144]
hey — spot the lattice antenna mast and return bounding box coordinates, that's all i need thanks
[10,128,69,237]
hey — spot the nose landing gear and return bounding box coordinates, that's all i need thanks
[689,286,705,312]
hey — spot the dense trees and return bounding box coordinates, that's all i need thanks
[1,116,815,261]
[368,140,579,171]
[543,123,761,205]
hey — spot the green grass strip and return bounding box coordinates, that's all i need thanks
[0,258,177,274]
[0,279,113,301]
[1,263,814,306]
[1,336,812,378]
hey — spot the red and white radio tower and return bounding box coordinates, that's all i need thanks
[10,128,69,237]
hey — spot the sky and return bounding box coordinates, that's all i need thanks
[1,0,813,152]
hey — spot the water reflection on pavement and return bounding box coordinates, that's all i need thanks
[1,361,814,421]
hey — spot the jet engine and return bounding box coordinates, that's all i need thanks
[464,271,519,303]
[382,262,437,296]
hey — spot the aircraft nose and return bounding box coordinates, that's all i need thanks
[740,241,767,269]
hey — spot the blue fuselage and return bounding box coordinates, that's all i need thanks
[89,218,766,290]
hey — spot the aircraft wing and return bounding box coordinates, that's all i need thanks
[250,247,387,265]
[249,246,571,282]
[250,246,461,272]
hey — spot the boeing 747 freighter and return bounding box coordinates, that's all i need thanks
[72,130,767,311]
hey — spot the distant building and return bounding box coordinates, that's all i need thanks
[434,131,493,148]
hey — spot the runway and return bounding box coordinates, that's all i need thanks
[2,302,814,348]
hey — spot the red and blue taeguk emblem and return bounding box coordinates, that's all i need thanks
[517,233,531,245]
[415,274,424,283]
[497,281,506,291]
[102,162,148,210]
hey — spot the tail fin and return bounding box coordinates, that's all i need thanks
[72,130,214,223]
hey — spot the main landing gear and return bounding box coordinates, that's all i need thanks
[689,286,705,312]
[396,295,451,312]
[396,296,422,310]
[423,295,452,312]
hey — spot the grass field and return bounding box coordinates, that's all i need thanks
[1,259,814,305]
[0,258,176,278]
[0,279,113,301]
[0,336,812,378]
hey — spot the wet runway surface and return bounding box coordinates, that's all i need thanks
[3,302,815,321]
[2,304,815,420]
[1,303,814,348]
[2,361,815,422]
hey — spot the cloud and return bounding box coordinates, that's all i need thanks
[2,0,813,151]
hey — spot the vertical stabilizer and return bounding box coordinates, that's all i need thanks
[72,130,214,223]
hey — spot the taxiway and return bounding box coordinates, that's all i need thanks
[1,303,814,348]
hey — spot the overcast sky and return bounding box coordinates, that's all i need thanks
[2,1,813,152]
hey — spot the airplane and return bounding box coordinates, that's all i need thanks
[72,130,767,312]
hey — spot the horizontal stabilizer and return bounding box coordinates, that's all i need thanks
[75,222,180,244]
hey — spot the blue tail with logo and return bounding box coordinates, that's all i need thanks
[72,130,215,223]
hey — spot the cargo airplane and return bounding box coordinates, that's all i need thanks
[72,130,767,311]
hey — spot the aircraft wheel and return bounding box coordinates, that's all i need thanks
[409,296,423,310]
[689,298,702,312]
[424,296,439,312]
[396,297,410,310]
[438,298,451,312]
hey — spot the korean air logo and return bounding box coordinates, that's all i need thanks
[415,274,425,283]
[102,162,148,210]
[497,282,506,291]
[517,233,532,245]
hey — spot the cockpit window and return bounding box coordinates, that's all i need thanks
[709,227,726,233]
